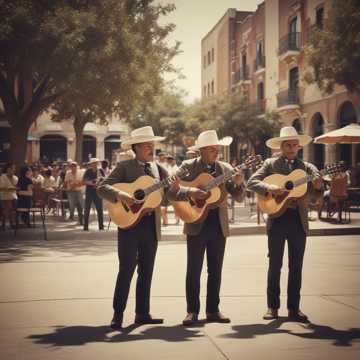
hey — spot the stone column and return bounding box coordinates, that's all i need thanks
[324,122,337,164]
[97,136,105,160]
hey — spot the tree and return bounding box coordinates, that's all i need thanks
[184,93,280,158]
[0,0,178,166]
[127,87,187,148]
[304,0,360,94]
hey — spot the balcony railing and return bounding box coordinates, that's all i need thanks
[278,32,301,55]
[254,56,265,71]
[277,89,300,108]
[232,65,250,85]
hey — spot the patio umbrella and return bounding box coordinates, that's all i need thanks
[314,123,360,144]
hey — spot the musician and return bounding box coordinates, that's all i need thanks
[176,130,245,326]
[97,126,181,330]
[82,158,105,231]
[247,126,323,322]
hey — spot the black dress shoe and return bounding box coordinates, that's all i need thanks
[263,308,279,320]
[134,314,164,324]
[110,312,123,330]
[182,313,198,326]
[288,309,309,322]
[206,312,231,323]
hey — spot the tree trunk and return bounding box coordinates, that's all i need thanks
[73,118,86,164]
[9,120,30,169]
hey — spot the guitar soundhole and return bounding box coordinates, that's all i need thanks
[285,181,294,190]
[134,189,145,201]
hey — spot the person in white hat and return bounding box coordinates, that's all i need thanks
[247,126,323,322]
[82,158,105,231]
[175,130,245,326]
[97,126,181,330]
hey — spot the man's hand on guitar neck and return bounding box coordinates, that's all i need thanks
[186,187,209,200]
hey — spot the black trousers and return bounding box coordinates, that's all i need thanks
[113,213,157,315]
[84,191,104,229]
[267,208,306,310]
[186,209,226,314]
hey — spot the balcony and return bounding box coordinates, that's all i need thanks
[278,32,301,62]
[232,65,250,86]
[254,56,265,74]
[277,89,300,111]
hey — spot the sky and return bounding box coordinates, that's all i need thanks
[157,0,264,103]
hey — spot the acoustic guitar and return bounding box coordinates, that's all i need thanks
[171,155,263,224]
[105,166,189,229]
[257,163,342,217]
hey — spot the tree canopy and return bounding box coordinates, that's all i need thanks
[304,0,360,94]
[0,0,178,165]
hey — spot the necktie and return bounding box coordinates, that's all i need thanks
[144,163,154,177]
[206,164,216,176]
[285,159,295,172]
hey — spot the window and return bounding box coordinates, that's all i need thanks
[289,17,297,34]
[203,56,206,69]
[211,48,214,62]
[316,6,324,29]
[211,80,214,95]
[207,83,210,95]
[203,86,207,97]
[256,40,263,58]
[257,82,264,100]
[289,67,299,92]
[207,51,211,65]
[289,17,298,49]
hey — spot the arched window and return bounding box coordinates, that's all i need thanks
[312,113,324,169]
[83,135,96,163]
[40,135,67,163]
[338,101,358,165]
[104,135,121,163]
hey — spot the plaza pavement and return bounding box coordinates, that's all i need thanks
[0,218,359,359]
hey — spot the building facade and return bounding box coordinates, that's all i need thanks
[201,0,360,168]
[0,112,129,165]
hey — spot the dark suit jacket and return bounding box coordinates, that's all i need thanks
[246,156,323,234]
[173,157,245,237]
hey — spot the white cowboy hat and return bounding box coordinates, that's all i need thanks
[88,157,100,165]
[266,126,312,149]
[121,126,165,148]
[189,130,233,150]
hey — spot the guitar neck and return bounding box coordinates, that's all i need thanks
[292,168,327,188]
[203,163,246,191]
[142,166,187,196]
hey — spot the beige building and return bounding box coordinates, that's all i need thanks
[201,9,252,98]
[202,0,360,168]
[24,112,129,164]
[0,104,130,164]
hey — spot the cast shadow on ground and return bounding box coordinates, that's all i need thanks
[28,322,206,347]
[221,317,360,347]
